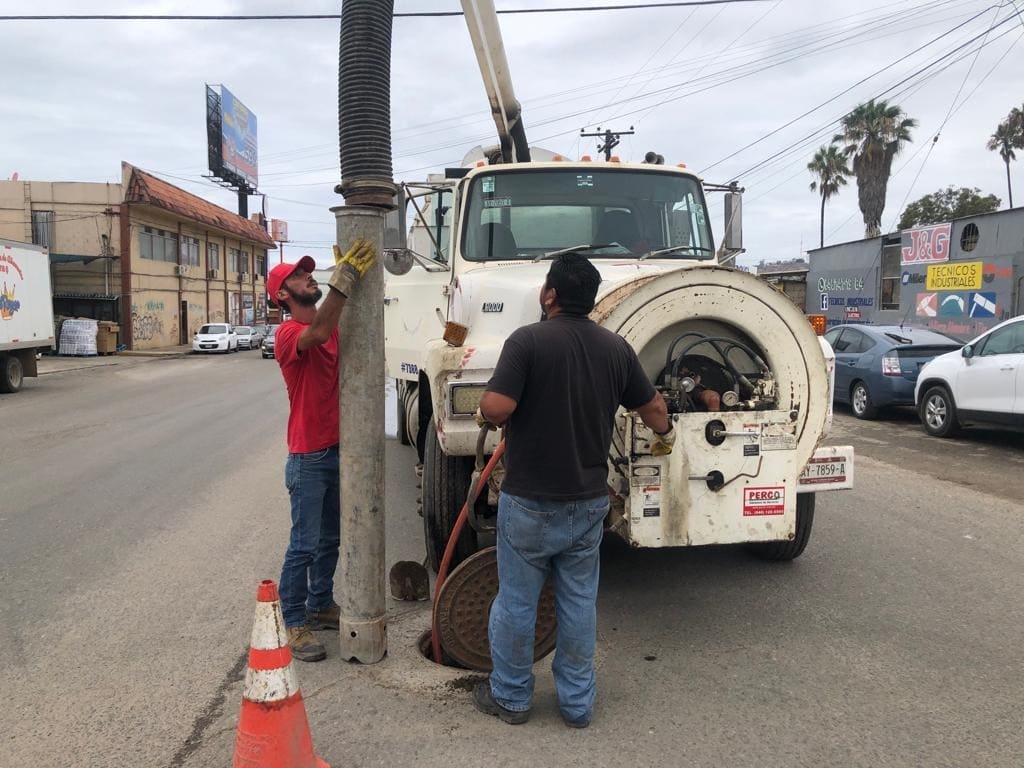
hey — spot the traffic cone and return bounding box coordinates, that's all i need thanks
[233,579,329,768]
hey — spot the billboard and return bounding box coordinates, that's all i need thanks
[271,219,288,242]
[901,222,950,266]
[206,85,258,190]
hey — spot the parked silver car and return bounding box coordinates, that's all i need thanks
[261,325,278,359]
[234,326,255,350]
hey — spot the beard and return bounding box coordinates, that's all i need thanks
[286,286,322,307]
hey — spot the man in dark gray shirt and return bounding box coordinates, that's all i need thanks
[473,253,674,728]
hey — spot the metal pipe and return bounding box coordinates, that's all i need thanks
[334,208,388,663]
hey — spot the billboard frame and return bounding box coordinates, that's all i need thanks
[205,84,258,195]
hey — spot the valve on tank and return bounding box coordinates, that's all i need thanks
[656,331,777,414]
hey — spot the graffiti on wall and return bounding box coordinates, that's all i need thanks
[131,304,165,341]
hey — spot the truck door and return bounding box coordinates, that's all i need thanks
[384,188,453,383]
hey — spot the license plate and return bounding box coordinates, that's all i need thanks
[798,446,854,491]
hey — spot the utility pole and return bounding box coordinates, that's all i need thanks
[335,0,396,665]
[580,126,635,161]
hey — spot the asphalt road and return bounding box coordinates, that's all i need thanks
[2,357,1022,767]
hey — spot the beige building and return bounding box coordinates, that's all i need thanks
[0,162,275,350]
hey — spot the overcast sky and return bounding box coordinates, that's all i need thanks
[2,0,1021,268]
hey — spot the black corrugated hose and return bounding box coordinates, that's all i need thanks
[338,0,397,208]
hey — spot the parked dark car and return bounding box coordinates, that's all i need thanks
[823,325,962,419]
[261,325,278,359]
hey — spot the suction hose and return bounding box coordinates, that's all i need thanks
[338,0,397,207]
[430,436,506,664]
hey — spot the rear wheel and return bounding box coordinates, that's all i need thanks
[422,421,478,572]
[921,386,960,438]
[747,493,815,561]
[0,354,24,393]
[850,380,877,420]
[396,381,413,446]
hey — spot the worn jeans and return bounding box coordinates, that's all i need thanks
[280,445,340,627]
[488,491,608,720]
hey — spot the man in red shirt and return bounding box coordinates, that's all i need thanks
[266,240,375,662]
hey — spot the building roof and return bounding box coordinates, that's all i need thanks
[124,165,275,247]
[755,259,809,275]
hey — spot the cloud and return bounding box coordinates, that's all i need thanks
[0,0,1019,267]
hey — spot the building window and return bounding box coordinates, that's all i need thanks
[255,254,265,278]
[960,223,979,252]
[207,242,220,271]
[31,211,54,248]
[228,247,242,272]
[180,236,200,266]
[139,226,179,262]
[880,243,901,310]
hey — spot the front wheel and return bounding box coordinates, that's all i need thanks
[422,421,477,572]
[850,381,878,420]
[0,354,24,393]
[920,386,960,438]
[747,493,815,561]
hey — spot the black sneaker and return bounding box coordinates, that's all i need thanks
[472,683,530,725]
[561,711,592,729]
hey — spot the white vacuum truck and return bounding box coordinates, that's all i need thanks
[0,239,54,393]
[382,0,853,571]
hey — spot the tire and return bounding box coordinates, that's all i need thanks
[920,385,960,438]
[747,493,815,561]
[422,421,478,572]
[396,381,411,446]
[0,354,24,393]
[850,380,878,420]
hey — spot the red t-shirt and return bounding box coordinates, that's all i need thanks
[275,319,339,454]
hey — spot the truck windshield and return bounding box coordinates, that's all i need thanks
[461,169,713,261]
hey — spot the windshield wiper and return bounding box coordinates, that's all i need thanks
[532,243,614,262]
[638,245,715,261]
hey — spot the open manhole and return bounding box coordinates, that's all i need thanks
[418,547,557,671]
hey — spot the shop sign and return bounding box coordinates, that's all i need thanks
[926,262,982,291]
[901,223,951,265]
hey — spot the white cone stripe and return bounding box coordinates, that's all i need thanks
[243,665,299,703]
[250,601,288,651]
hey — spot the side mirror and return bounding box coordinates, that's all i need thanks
[383,187,407,251]
[722,191,743,252]
[962,345,973,359]
[383,248,415,276]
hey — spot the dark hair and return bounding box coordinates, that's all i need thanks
[546,253,601,315]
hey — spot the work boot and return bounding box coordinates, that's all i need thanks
[472,683,530,725]
[306,603,340,631]
[287,626,327,662]
[561,710,592,729]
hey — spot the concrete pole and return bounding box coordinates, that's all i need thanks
[334,204,387,664]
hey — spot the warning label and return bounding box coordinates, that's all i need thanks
[743,486,785,516]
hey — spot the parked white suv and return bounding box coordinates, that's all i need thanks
[915,316,1024,437]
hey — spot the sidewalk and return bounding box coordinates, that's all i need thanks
[38,344,192,375]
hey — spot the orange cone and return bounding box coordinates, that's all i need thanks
[233,580,329,768]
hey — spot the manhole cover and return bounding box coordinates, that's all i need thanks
[434,547,557,672]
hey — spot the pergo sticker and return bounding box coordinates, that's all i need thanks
[743,486,785,516]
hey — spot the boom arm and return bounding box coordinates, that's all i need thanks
[461,0,530,163]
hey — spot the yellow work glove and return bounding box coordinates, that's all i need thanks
[474,407,497,431]
[328,238,377,297]
[650,425,676,456]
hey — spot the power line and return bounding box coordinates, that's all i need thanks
[0,2,776,23]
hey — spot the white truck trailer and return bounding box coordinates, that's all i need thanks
[0,239,55,393]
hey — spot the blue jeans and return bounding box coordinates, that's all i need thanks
[280,445,340,627]
[488,491,608,720]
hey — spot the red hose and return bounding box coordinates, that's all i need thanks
[431,439,506,664]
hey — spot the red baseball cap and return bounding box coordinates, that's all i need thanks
[267,255,317,304]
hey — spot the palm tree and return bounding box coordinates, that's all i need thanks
[833,99,917,238]
[808,145,851,248]
[987,122,1016,208]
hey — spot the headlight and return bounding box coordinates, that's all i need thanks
[449,383,486,416]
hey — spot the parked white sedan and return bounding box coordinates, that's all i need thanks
[192,324,238,354]
[915,316,1024,437]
